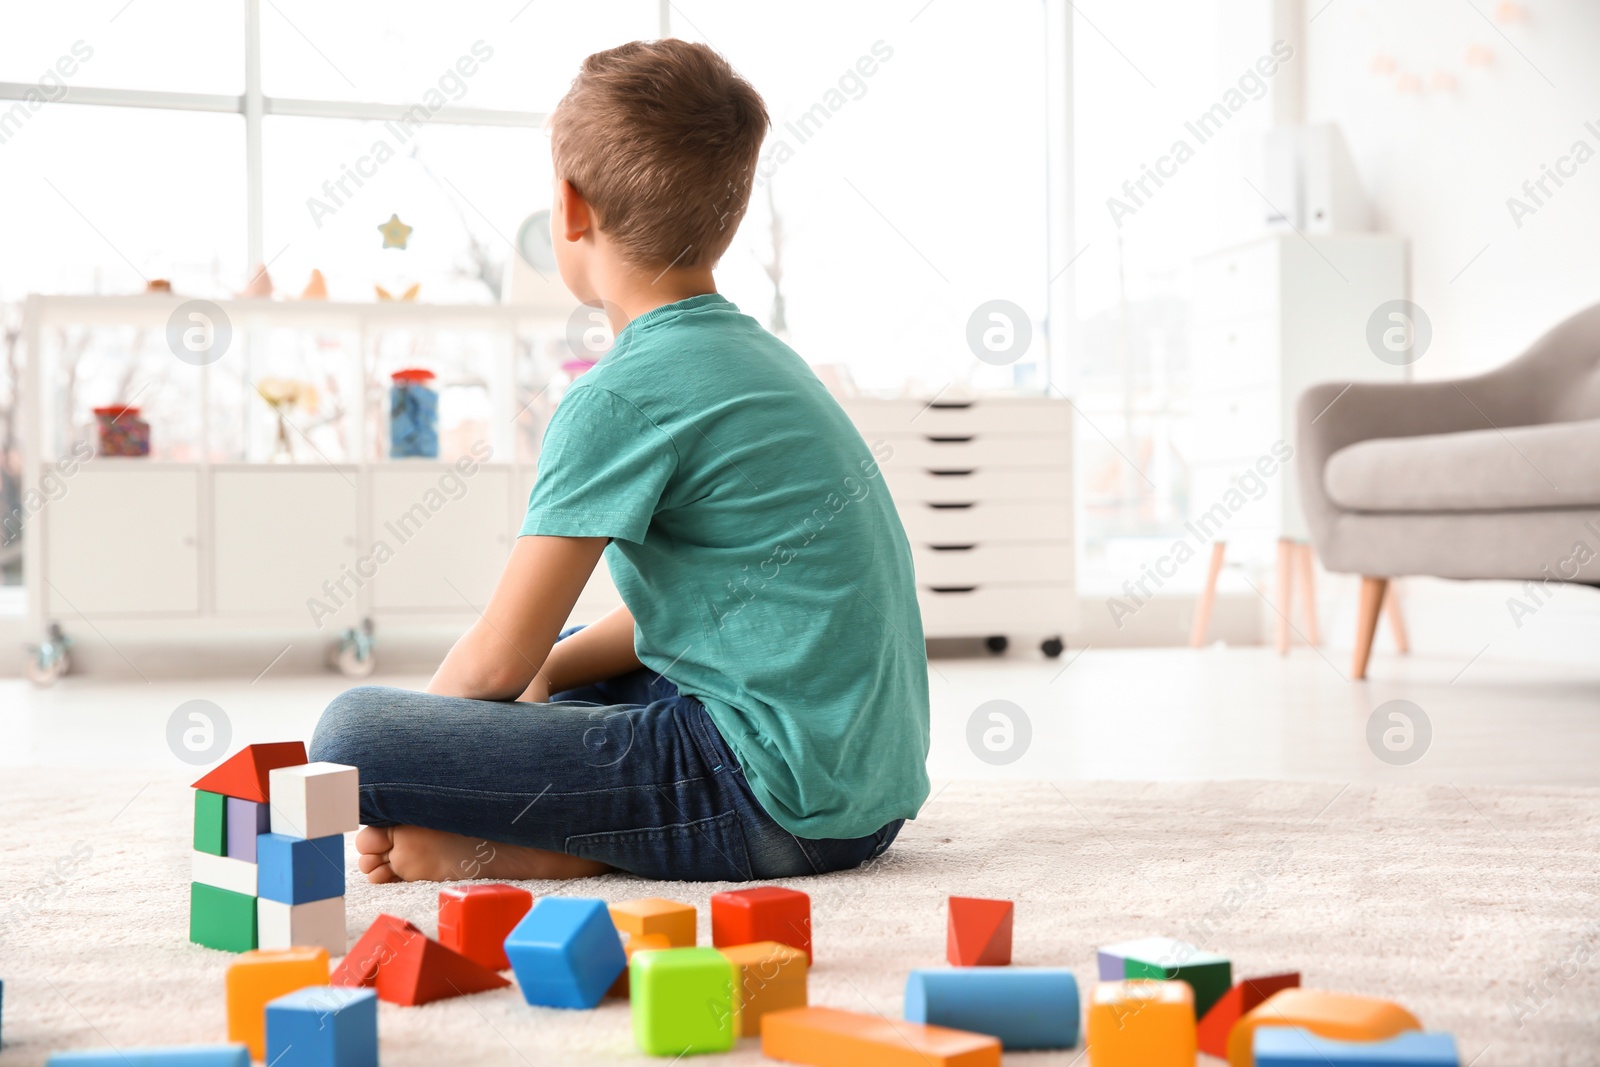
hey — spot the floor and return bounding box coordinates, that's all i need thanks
[4,645,1598,788]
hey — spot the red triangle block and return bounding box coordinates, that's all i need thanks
[332,913,510,1006]
[1197,971,1301,1058]
[191,742,308,803]
[946,896,1013,966]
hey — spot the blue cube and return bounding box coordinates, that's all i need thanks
[1255,1027,1459,1066]
[266,986,378,1067]
[257,833,345,904]
[46,1047,249,1066]
[504,897,625,1009]
[905,967,1079,1050]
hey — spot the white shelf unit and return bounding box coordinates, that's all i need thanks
[840,396,1076,657]
[21,293,623,678]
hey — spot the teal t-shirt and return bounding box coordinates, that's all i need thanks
[521,294,930,839]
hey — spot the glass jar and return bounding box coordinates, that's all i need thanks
[389,368,439,459]
[93,405,151,457]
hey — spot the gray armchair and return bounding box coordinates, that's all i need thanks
[1297,301,1600,679]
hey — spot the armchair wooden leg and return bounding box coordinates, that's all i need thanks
[1275,538,1295,655]
[1384,582,1410,654]
[1295,542,1321,646]
[1190,541,1227,648]
[1353,576,1388,680]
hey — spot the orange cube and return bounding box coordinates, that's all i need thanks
[721,941,808,1036]
[609,897,697,948]
[437,883,533,971]
[1227,989,1421,1067]
[1086,980,1196,1067]
[226,946,330,1060]
[762,1005,999,1067]
[607,932,673,998]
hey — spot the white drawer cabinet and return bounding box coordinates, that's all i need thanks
[842,396,1076,657]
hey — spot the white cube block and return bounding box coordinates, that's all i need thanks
[258,894,346,956]
[192,851,257,896]
[269,762,359,839]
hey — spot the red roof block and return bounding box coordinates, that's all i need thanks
[946,896,1013,967]
[332,913,509,1006]
[192,742,308,803]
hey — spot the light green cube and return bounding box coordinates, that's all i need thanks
[193,789,226,856]
[630,947,737,1056]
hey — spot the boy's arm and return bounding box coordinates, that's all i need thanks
[427,534,608,701]
[520,603,643,702]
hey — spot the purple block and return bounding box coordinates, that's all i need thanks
[1097,949,1128,981]
[226,797,270,862]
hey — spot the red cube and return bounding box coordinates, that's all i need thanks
[710,886,811,964]
[437,883,534,971]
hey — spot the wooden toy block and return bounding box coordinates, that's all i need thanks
[711,886,812,963]
[190,882,258,953]
[194,790,227,855]
[1228,990,1422,1067]
[905,966,1078,1050]
[1086,980,1196,1067]
[225,946,330,1060]
[192,742,308,803]
[1198,972,1301,1059]
[1254,1027,1458,1066]
[331,913,508,1006]
[258,895,346,956]
[257,833,344,904]
[266,986,379,1067]
[438,883,534,971]
[225,797,269,863]
[607,932,673,998]
[45,1046,249,1065]
[504,897,626,1009]
[946,896,1013,967]
[1114,937,1232,1019]
[192,851,257,897]
[721,941,808,1037]
[761,1005,1002,1067]
[630,946,738,1056]
[610,897,696,948]
[269,762,359,839]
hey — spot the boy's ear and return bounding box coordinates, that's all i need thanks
[557,179,591,242]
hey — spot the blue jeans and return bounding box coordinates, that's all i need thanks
[308,651,902,881]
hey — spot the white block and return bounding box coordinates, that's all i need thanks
[269,761,359,839]
[258,894,347,956]
[192,851,257,896]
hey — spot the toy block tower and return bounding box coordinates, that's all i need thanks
[188,745,358,956]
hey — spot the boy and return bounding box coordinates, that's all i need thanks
[310,39,930,883]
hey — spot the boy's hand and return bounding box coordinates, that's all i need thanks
[517,674,552,703]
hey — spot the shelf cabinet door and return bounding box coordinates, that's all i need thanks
[43,465,201,617]
[368,466,514,612]
[211,469,360,618]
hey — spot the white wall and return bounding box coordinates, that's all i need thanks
[1305,0,1600,376]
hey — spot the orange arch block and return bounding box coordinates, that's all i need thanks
[1227,989,1422,1067]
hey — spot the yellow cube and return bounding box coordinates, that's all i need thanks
[719,940,808,1037]
[610,897,697,947]
[1087,980,1196,1067]
[226,946,330,1060]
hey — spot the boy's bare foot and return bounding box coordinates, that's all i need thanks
[354,824,611,883]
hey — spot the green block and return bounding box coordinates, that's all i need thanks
[193,790,226,856]
[1123,942,1231,1019]
[630,947,737,1057]
[189,882,257,953]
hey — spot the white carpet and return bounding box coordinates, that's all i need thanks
[2,772,1597,1066]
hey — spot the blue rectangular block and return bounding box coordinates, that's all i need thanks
[266,986,378,1067]
[905,967,1079,1050]
[504,897,626,1009]
[1255,1028,1458,1066]
[226,798,270,863]
[257,833,345,904]
[46,1046,249,1066]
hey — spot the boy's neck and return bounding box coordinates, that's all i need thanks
[594,263,718,334]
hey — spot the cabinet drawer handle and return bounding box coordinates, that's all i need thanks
[928,585,978,594]
[928,400,974,410]
[928,543,976,552]
[928,502,974,510]
[927,469,975,477]
[926,435,974,443]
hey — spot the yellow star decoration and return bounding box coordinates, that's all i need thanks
[377,213,413,250]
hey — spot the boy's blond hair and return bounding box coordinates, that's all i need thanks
[552,39,769,270]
